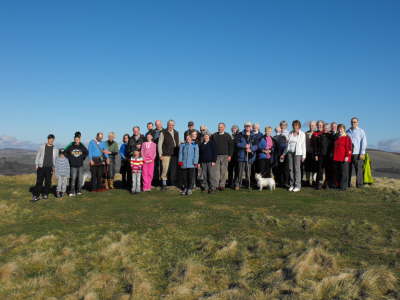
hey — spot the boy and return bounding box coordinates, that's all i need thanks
[55,149,70,198]
[130,149,144,194]
[32,134,58,202]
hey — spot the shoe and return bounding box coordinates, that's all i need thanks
[77,192,82,196]
[161,185,167,191]
[234,186,240,191]
[288,186,294,192]
[180,189,187,196]
[293,187,301,192]
[187,189,192,195]
[43,195,48,199]
[31,196,40,202]
[69,193,75,197]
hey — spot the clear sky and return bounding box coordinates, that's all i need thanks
[1,0,399,150]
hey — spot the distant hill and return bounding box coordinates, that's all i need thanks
[0,148,399,177]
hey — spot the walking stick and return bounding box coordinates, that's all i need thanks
[246,150,251,190]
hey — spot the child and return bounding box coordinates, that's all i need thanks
[178,135,199,196]
[130,150,144,194]
[55,149,70,198]
[141,133,157,191]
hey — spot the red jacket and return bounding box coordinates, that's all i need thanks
[333,135,352,162]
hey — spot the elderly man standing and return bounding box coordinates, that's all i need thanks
[158,120,180,190]
[105,132,119,189]
[151,120,164,187]
[88,132,110,192]
[346,117,367,188]
[211,122,233,191]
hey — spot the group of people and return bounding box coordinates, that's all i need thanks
[31,117,369,201]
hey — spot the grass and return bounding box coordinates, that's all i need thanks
[0,174,399,299]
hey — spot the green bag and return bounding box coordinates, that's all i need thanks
[363,153,374,184]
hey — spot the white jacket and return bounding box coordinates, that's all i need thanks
[35,144,58,168]
[284,130,306,159]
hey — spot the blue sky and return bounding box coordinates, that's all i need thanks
[0,0,399,150]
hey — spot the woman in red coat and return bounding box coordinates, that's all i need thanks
[333,124,352,190]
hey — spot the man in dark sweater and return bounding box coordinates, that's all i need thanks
[65,134,88,196]
[199,133,217,193]
[32,134,58,201]
[151,120,163,187]
[315,123,334,189]
[211,122,233,190]
[228,125,240,188]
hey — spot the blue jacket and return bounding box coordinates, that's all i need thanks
[257,136,275,160]
[179,142,199,168]
[88,139,109,160]
[119,143,128,160]
[236,131,258,163]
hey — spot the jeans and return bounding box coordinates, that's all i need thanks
[215,155,229,188]
[33,167,53,197]
[57,176,69,193]
[70,166,84,193]
[90,164,104,191]
[288,153,302,189]
[131,172,141,193]
[349,154,364,187]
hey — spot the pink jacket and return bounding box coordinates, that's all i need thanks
[141,142,157,163]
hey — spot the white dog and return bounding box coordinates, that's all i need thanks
[255,173,276,191]
[81,171,91,188]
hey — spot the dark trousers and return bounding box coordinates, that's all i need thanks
[181,168,195,190]
[349,155,364,187]
[91,164,104,191]
[275,157,289,187]
[256,159,272,178]
[228,158,238,187]
[316,155,328,186]
[168,156,178,186]
[152,156,162,187]
[336,161,349,190]
[34,167,53,197]
[120,159,129,186]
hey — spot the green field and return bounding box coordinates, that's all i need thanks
[0,175,399,300]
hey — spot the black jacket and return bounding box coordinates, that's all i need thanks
[127,134,145,157]
[315,133,334,157]
[65,143,88,168]
[199,141,217,163]
[211,132,233,156]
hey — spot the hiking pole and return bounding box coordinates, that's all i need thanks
[246,150,251,190]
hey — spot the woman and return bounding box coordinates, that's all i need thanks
[257,126,274,178]
[141,133,157,191]
[333,124,352,190]
[198,133,217,193]
[119,134,130,187]
[178,135,199,196]
[281,120,306,192]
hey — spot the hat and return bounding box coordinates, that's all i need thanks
[188,121,194,126]
[59,148,65,155]
[244,121,252,127]
[47,134,55,139]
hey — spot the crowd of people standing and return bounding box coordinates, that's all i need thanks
[31,117,370,201]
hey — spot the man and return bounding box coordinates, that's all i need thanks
[152,120,164,187]
[199,125,211,143]
[88,132,110,192]
[184,121,200,141]
[65,133,88,196]
[32,134,58,201]
[235,122,258,190]
[314,123,333,189]
[211,122,233,190]
[158,120,180,189]
[331,122,338,136]
[65,131,82,150]
[127,126,145,188]
[252,123,263,144]
[228,125,240,188]
[273,127,289,188]
[105,132,119,189]
[304,121,317,186]
[346,117,367,188]
[145,122,155,138]
[279,121,289,139]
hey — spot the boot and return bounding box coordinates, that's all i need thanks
[109,179,114,189]
[104,179,109,190]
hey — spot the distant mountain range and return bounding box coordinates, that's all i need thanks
[0,148,399,178]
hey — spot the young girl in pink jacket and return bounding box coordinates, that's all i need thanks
[141,133,157,191]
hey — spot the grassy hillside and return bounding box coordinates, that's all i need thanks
[0,175,399,299]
